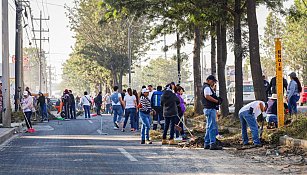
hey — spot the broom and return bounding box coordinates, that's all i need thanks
[175,115,195,142]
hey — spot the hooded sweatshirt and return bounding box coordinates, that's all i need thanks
[161,90,180,117]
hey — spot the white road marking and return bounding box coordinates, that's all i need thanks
[118,148,138,162]
[88,120,93,124]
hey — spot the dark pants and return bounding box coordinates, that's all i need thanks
[123,108,136,129]
[152,106,164,130]
[24,111,32,129]
[64,103,70,119]
[163,116,175,140]
[175,115,185,138]
[70,103,76,119]
[135,110,140,130]
[96,103,101,115]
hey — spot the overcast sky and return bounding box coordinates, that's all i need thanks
[1,0,294,83]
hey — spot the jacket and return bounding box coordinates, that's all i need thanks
[37,96,46,106]
[161,90,180,117]
[151,90,163,107]
[176,93,186,116]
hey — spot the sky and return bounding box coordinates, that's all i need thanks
[1,0,295,83]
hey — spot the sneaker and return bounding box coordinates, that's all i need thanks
[121,129,125,132]
[169,139,177,145]
[141,140,145,144]
[209,143,223,150]
[114,122,119,128]
[204,145,210,149]
[146,140,152,144]
[113,126,119,130]
[162,139,168,145]
[174,137,182,141]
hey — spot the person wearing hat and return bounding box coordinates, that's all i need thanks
[286,72,302,115]
[37,92,48,122]
[266,94,278,128]
[239,101,268,146]
[139,88,153,144]
[21,91,34,130]
[202,75,223,150]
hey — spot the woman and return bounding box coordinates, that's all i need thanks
[81,91,91,119]
[161,84,180,145]
[123,88,137,132]
[133,89,140,131]
[139,88,153,144]
[175,85,187,141]
[286,72,302,115]
[21,91,34,130]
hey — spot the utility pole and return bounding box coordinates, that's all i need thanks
[128,26,132,88]
[2,0,12,127]
[33,11,49,92]
[47,66,52,96]
[14,0,23,112]
[177,33,181,84]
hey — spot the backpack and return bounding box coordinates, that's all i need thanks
[111,92,119,104]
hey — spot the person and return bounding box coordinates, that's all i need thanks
[239,101,267,146]
[286,72,302,115]
[111,86,124,129]
[25,87,32,96]
[75,96,81,110]
[266,94,278,128]
[104,93,112,114]
[175,85,187,141]
[95,92,103,115]
[81,91,91,119]
[139,88,153,144]
[161,84,180,145]
[133,89,140,131]
[148,85,155,100]
[37,92,48,122]
[69,90,76,119]
[267,76,288,96]
[62,89,71,119]
[151,86,164,130]
[202,75,223,150]
[263,75,270,100]
[121,89,127,100]
[21,91,34,130]
[123,88,137,132]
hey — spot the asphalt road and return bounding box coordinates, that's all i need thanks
[0,114,283,175]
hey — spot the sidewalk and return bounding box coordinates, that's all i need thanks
[0,122,24,145]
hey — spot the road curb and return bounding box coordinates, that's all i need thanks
[0,122,24,145]
[279,135,307,149]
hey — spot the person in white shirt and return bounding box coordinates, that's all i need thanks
[122,88,137,132]
[147,85,155,100]
[239,100,268,146]
[21,91,34,129]
[81,91,91,119]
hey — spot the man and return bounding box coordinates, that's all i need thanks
[266,94,278,128]
[69,90,76,119]
[148,85,155,100]
[111,86,125,129]
[37,92,48,122]
[104,93,112,114]
[202,75,222,150]
[151,86,164,130]
[239,101,267,147]
[62,89,71,120]
[267,76,288,96]
[95,92,103,115]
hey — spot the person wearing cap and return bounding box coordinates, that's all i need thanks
[202,75,223,150]
[161,84,180,145]
[266,94,278,128]
[21,91,34,130]
[286,72,302,115]
[37,92,48,122]
[239,101,268,146]
[139,88,153,144]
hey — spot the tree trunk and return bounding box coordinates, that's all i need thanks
[234,0,243,117]
[247,0,266,101]
[218,21,229,117]
[193,25,203,115]
[211,23,216,76]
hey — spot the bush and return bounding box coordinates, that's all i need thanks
[11,111,24,123]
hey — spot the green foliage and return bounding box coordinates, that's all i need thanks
[11,111,24,123]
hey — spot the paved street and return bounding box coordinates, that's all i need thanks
[0,114,283,175]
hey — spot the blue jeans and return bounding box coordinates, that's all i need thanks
[204,108,217,146]
[266,114,277,124]
[112,105,123,123]
[163,116,175,140]
[40,104,48,120]
[105,104,112,114]
[288,95,300,115]
[239,110,261,145]
[123,108,136,129]
[83,105,91,118]
[140,111,151,140]
[135,110,140,130]
[70,103,76,119]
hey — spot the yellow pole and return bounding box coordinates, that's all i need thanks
[275,38,284,128]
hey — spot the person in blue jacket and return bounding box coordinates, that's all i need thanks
[151,86,164,130]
